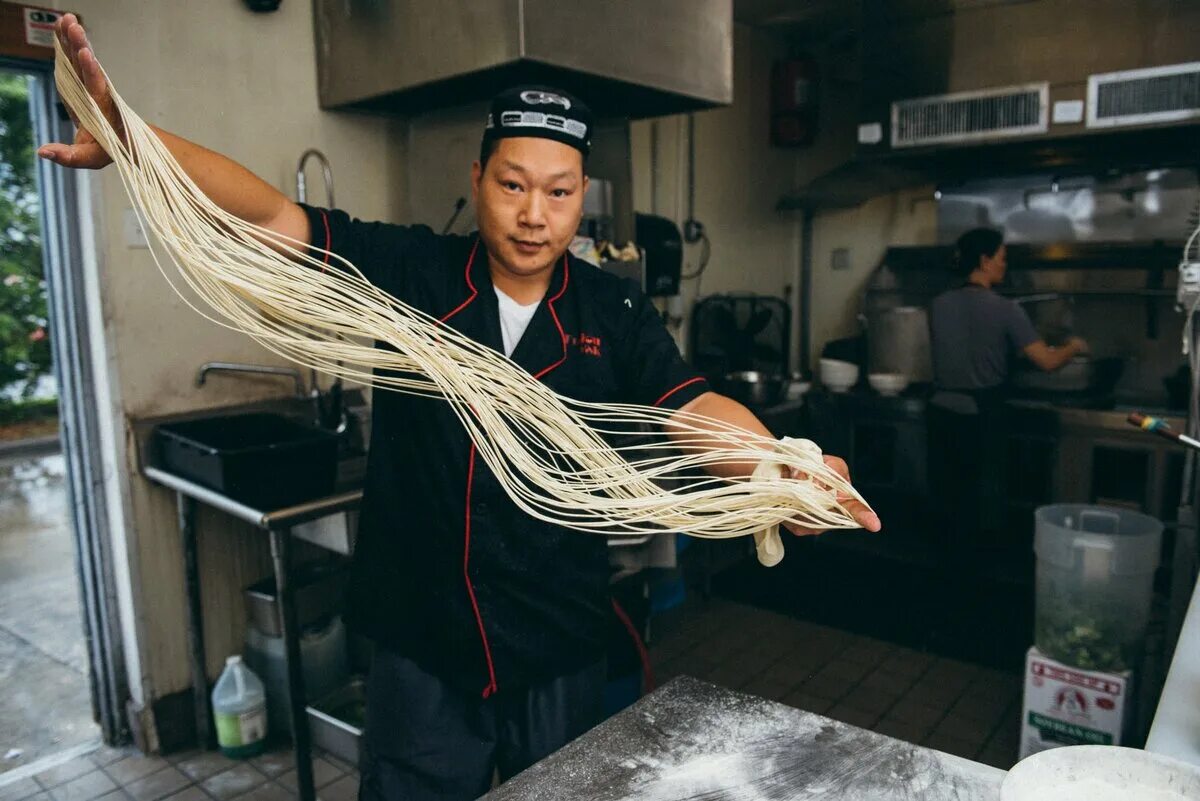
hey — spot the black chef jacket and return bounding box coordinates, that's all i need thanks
[300,204,710,699]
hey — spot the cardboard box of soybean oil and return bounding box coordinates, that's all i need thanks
[1020,646,1133,758]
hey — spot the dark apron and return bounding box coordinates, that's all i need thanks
[926,386,1009,552]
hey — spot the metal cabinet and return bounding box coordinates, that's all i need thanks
[1055,409,1186,524]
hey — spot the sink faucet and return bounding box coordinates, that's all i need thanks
[296,149,334,208]
[196,361,348,434]
[196,362,307,399]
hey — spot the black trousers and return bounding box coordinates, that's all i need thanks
[926,396,1006,554]
[359,648,606,801]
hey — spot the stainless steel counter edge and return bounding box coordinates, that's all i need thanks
[1052,405,1186,432]
[481,676,1006,801]
[143,465,362,530]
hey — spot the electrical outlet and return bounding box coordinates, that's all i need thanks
[831,248,851,271]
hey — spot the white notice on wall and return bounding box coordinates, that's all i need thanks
[1052,100,1085,124]
[23,8,60,48]
[857,122,883,145]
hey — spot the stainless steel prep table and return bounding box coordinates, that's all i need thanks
[482,675,1005,801]
[144,465,362,801]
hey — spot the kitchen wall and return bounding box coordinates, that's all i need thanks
[628,25,800,358]
[46,0,405,749]
[629,25,937,368]
[808,191,937,364]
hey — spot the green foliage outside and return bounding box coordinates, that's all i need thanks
[0,396,56,427]
[0,72,54,417]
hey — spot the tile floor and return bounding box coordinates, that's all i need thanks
[650,598,1023,771]
[0,745,359,801]
[0,597,1021,801]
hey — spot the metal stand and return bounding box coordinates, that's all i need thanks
[178,494,213,749]
[152,467,360,801]
[269,526,314,801]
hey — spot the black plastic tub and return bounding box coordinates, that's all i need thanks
[155,413,338,510]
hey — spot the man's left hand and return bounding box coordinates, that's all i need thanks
[783,455,882,536]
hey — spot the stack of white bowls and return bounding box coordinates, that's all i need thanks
[820,358,859,393]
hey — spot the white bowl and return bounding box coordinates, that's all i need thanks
[868,372,909,396]
[824,377,855,393]
[1001,745,1200,801]
[820,358,859,390]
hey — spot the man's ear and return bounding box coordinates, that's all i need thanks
[471,160,483,203]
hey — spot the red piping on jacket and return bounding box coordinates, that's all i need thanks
[653,376,706,407]
[318,210,332,273]
[441,238,481,323]
[611,598,655,694]
[464,443,498,698]
[440,238,496,697]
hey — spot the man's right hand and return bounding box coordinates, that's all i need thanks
[1067,336,1090,356]
[37,13,123,170]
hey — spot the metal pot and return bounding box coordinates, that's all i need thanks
[1012,355,1094,393]
[722,371,786,407]
[866,306,931,383]
[1011,356,1125,395]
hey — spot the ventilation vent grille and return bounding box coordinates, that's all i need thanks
[891,84,1048,148]
[1088,62,1200,128]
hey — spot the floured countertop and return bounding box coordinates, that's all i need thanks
[483,676,1004,801]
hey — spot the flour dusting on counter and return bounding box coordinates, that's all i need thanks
[483,676,1004,801]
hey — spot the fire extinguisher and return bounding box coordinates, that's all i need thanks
[771,56,819,148]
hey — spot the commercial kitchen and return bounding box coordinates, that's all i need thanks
[2,1,1200,800]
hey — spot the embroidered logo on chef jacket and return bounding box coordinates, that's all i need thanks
[568,333,603,358]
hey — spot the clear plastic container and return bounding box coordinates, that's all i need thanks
[212,655,268,758]
[1034,504,1162,672]
[245,615,349,736]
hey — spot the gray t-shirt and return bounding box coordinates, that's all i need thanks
[929,286,1039,391]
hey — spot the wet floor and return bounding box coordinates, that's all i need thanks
[0,451,100,774]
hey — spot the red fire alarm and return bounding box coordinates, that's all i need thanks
[771,56,819,148]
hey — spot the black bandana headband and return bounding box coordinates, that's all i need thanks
[482,86,593,157]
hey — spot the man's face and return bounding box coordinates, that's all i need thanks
[985,244,1008,282]
[471,137,587,280]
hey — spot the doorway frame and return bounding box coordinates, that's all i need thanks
[3,55,130,746]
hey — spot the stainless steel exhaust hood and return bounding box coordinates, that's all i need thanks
[857,0,1200,158]
[775,0,1200,211]
[313,0,733,118]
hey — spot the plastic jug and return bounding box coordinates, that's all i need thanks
[245,615,349,736]
[212,655,268,758]
[1034,504,1162,672]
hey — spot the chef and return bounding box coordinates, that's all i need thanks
[928,227,1087,542]
[930,227,1088,401]
[42,15,879,801]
